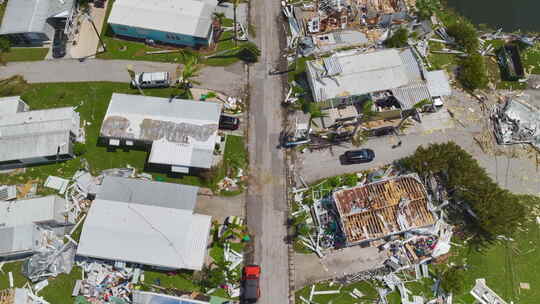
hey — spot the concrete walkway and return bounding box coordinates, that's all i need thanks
[0,59,246,95]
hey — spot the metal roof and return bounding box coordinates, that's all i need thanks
[108,0,215,39]
[0,106,80,162]
[425,70,452,97]
[0,225,38,257]
[0,195,69,228]
[77,199,212,270]
[399,48,423,81]
[306,49,412,102]
[97,176,199,211]
[100,93,221,169]
[391,81,432,109]
[0,96,28,115]
[132,291,210,304]
[0,0,75,35]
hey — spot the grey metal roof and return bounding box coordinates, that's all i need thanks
[97,176,199,211]
[0,107,80,162]
[0,225,36,257]
[399,48,423,82]
[77,199,212,270]
[425,70,452,97]
[0,0,75,35]
[392,82,432,109]
[0,96,28,115]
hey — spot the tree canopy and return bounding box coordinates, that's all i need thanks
[458,54,488,91]
[415,0,441,20]
[446,20,479,53]
[400,142,526,242]
[384,28,409,48]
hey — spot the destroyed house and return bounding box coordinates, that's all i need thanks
[306,49,429,106]
[0,196,74,259]
[0,0,76,46]
[99,93,222,174]
[332,175,436,246]
[107,0,216,48]
[77,178,212,270]
[0,96,81,170]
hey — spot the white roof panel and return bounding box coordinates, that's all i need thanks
[77,199,211,270]
[426,70,452,97]
[108,0,214,38]
[0,196,68,228]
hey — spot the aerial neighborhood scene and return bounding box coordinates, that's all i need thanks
[1,0,540,303]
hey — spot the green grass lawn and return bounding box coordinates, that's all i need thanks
[521,42,540,74]
[0,82,203,187]
[143,269,200,291]
[1,47,48,62]
[215,135,248,195]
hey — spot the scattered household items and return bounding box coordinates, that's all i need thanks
[0,287,50,304]
[223,96,244,114]
[76,177,211,271]
[341,148,375,164]
[0,96,82,170]
[130,72,172,89]
[107,0,216,48]
[493,97,540,149]
[0,196,75,260]
[73,259,135,303]
[99,93,222,174]
[470,278,509,304]
[241,265,261,303]
[219,115,240,130]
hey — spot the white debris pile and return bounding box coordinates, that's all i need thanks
[224,243,244,271]
[217,168,246,192]
[74,260,136,303]
[223,96,244,113]
[22,230,77,282]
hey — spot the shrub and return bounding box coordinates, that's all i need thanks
[0,37,10,53]
[415,0,441,20]
[73,142,87,156]
[447,20,479,53]
[458,54,488,91]
[440,267,465,295]
[384,28,409,48]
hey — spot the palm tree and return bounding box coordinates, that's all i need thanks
[205,42,261,63]
[350,99,376,145]
[176,52,202,99]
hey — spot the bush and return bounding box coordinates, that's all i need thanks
[73,142,87,156]
[384,28,409,48]
[458,54,488,91]
[342,174,358,187]
[236,42,260,63]
[447,20,479,53]
[440,267,465,295]
[0,37,10,53]
[415,0,441,20]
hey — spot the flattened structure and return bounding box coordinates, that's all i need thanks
[333,175,435,245]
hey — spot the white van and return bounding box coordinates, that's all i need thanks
[131,72,171,89]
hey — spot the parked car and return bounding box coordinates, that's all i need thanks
[242,265,261,303]
[219,115,240,130]
[131,72,171,89]
[342,149,375,164]
[52,29,67,58]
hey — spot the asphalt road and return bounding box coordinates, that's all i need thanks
[0,59,245,95]
[246,0,290,303]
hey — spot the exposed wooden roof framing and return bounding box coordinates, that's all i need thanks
[333,175,435,245]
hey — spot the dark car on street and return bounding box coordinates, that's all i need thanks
[52,29,67,58]
[242,265,261,303]
[219,114,240,130]
[342,148,375,164]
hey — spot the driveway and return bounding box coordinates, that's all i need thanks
[194,193,245,223]
[0,59,246,96]
[297,92,540,196]
[294,247,386,288]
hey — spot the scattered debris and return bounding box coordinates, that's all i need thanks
[470,278,509,304]
[44,176,70,195]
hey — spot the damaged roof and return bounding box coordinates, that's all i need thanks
[333,175,436,245]
[305,48,423,103]
[100,93,221,169]
[77,199,211,270]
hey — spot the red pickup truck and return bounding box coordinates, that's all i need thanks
[242,265,261,303]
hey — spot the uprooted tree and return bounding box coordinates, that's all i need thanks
[384,28,409,48]
[457,54,488,91]
[446,20,480,53]
[399,142,526,245]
